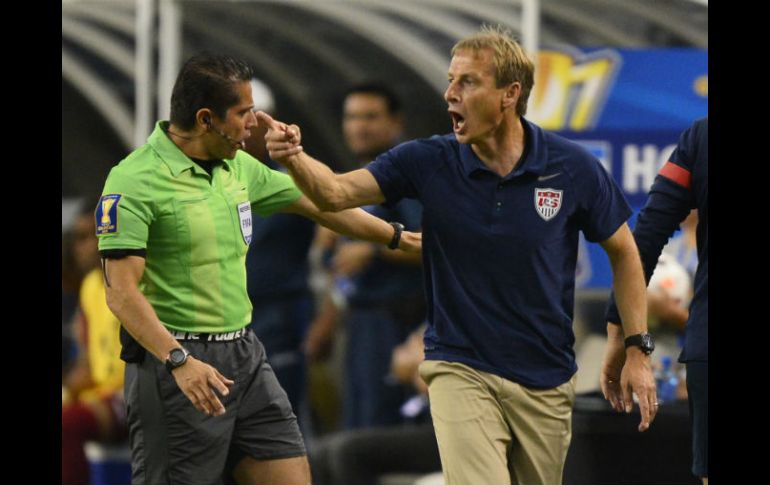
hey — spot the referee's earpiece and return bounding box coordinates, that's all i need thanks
[203,115,211,127]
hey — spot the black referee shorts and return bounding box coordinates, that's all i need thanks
[125,328,306,485]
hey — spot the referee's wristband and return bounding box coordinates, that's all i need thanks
[387,222,405,250]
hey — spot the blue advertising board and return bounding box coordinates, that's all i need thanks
[528,48,707,288]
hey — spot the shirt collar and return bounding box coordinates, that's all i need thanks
[149,121,233,177]
[458,117,548,179]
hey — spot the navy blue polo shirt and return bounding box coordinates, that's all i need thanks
[246,159,316,304]
[606,118,707,363]
[245,212,315,302]
[347,199,424,307]
[367,118,631,388]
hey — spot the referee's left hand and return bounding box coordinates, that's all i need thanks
[172,357,234,416]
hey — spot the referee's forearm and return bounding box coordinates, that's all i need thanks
[106,285,178,362]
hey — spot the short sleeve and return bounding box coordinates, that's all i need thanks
[366,142,422,207]
[96,166,155,250]
[240,156,302,217]
[575,157,632,243]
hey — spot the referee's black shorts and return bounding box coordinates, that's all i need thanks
[125,328,306,485]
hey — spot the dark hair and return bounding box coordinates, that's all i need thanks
[170,53,254,129]
[343,83,402,115]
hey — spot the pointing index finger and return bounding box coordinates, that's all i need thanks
[256,110,280,130]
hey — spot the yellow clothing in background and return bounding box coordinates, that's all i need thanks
[78,269,124,402]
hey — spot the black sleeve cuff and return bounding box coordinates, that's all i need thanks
[100,248,147,259]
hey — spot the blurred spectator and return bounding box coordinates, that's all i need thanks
[63,229,80,373]
[62,201,127,485]
[304,83,425,430]
[243,78,317,437]
[647,209,698,334]
[62,231,80,324]
[63,198,103,371]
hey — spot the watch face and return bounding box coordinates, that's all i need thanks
[625,333,655,354]
[170,348,186,365]
[641,334,655,353]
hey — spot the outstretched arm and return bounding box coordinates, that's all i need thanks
[258,111,385,211]
[281,195,421,253]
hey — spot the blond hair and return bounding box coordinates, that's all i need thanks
[452,25,535,116]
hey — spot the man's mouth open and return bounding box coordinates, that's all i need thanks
[449,111,466,134]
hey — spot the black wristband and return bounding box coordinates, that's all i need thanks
[624,333,655,355]
[387,222,405,250]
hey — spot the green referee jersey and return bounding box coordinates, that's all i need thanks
[96,121,302,333]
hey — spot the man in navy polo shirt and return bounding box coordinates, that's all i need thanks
[603,117,708,484]
[259,26,657,485]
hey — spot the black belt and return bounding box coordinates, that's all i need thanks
[170,327,248,342]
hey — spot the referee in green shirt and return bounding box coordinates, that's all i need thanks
[96,53,421,485]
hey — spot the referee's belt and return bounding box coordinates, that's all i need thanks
[170,328,248,342]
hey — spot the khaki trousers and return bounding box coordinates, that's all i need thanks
[419,360,576,485]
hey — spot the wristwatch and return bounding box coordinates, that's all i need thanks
[387,222,405,250]
[165,347,190,373]
[624,333,655,355]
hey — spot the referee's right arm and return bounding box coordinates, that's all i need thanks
[104,256,233,417]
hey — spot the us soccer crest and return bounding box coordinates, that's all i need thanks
[534,188,562,221]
